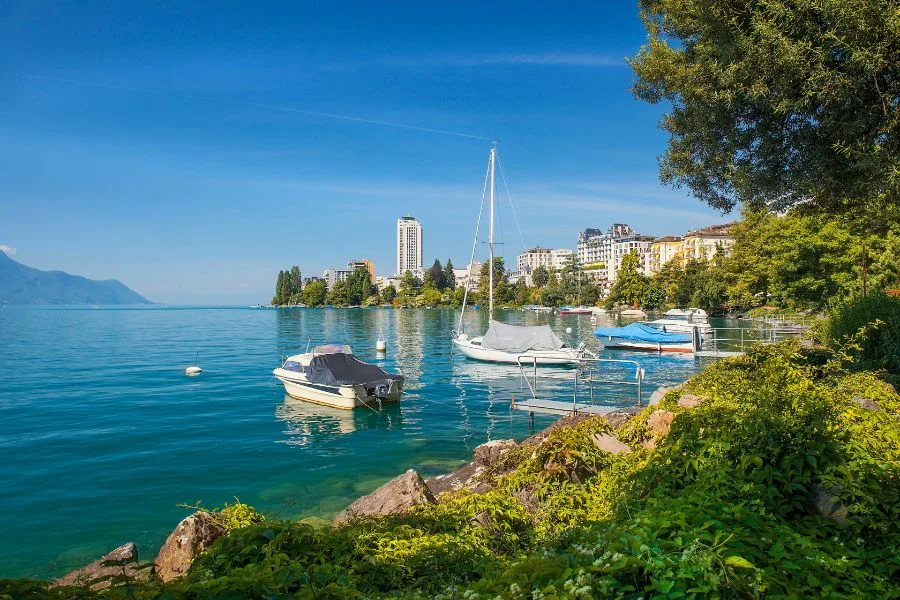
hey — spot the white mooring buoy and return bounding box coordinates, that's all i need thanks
[185,351,202,375]
[565,327,573,334]
[376,338,387,352]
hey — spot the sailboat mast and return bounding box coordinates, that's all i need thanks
[488,145,496,319]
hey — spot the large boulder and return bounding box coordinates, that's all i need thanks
[602,407,642,428]
[643,410,676,450]
[335,469,435,524]
[809,483,849,525]
[473,439,518,467]
[54,542,145,590]
[677,394,705,409]
[425,462,487,497]
[154,511,226,582]
[852,395,882,412]
[591,433,631,455]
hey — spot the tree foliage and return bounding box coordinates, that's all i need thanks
[605,252,648,309]
[301,279,327,307]
[631,0,900,215]
[272,265,303,305]
[531,265,549,288]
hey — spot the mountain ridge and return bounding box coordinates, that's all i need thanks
[0,252,152,305]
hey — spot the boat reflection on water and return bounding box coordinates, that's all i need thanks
[275,395,403,447]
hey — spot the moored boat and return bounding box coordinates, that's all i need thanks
[451,145,590,366]
[273,343,403,409]
[557,306,594,315]
[593,322,701,353]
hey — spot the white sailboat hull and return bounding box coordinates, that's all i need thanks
[453,336,583,365]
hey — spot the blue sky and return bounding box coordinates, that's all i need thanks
[0,1,728,304]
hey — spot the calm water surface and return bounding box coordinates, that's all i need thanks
[0,306,737,578]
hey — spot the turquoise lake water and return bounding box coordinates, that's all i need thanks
[0,306,738,578]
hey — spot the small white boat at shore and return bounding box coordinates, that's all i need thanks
[593,323,701,353]
[273,344,403,410]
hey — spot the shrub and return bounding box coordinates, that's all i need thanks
[822,293,900,380]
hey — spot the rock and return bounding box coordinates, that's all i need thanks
[591,433,631,455]
[336,469,435,524]
[469,510,492,529]
[647,410,675,437]
[852,395,882,412]
[54,542,145,590]
[602,407,642,428]
[809,483,849,525]
[425,462,488,497]
[677,394,704,409]
[154,511,226,582]
[473,439,518,467]
[649,386,675,406]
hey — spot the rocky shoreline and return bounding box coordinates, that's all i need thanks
[49,401,665,590]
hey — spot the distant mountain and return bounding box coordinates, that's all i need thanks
[0,252,152,305]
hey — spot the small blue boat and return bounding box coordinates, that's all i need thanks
[593,322,700,353]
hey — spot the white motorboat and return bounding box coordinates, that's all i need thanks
[451,145,590,366]
[593,323,702,353]
[645,308,713,336]
[273,343,403,410]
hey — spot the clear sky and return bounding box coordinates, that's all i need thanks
[0,1,729,304]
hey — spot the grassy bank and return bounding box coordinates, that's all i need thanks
[3,342,899,598]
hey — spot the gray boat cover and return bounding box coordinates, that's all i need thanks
[307,353,403,387]
[481,320,565,352]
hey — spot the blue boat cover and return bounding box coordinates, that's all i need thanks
[592,322,691,343]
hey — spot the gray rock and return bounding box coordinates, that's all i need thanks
[809,483,849,525]
[154,511,226,582]
[649,386,674,406]
[602,407,642,428]
[852,395,882,412]
[425,462,486,497]
[54,542,145,590]
[648,410,675,437]
[336,469,435,524]
[591,433,632,455]
[678,394,704,409]
[473,439,518,467]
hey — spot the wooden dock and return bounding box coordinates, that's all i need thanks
[512,398,630,416]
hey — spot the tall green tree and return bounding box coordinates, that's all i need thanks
[273,270,285,305]
[288,266,302,299]
[345,267,373,306]
[326,281,349,307]
[605,252,648,309]
[381,285,397,304]
[631,0,900,215]
[443,259,456,290]
[532,265,549,288]
[424,259,445,290]
[399,270,422,299]
[278,272,293,305]
[302,279,327,307]
[478,257,510,304]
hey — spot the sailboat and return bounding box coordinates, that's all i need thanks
[452,145,590,365]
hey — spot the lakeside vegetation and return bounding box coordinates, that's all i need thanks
[6,320,898,597]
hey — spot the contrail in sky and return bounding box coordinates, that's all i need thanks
[0,71,495,141]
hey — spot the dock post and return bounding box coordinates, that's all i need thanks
[529,411,534,429]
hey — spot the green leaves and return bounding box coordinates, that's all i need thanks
[724,555,754,569]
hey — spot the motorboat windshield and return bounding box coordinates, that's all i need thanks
[313,343,353,355]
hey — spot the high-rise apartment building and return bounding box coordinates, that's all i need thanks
[577,224,654,282]
[396,217,423,276]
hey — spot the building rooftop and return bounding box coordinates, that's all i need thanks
[653,235,683,243]
[686,223,736,237]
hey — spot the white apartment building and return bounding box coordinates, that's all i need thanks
[396,216,423,276]
[516,247,574,273]
[577,224,654,282]
[323,268,352,291]
[454,261,483,290]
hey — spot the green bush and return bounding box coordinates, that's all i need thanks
[822,293,900,380]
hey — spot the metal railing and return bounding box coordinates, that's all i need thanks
[516,355,645,409]
[701,324,805,354]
